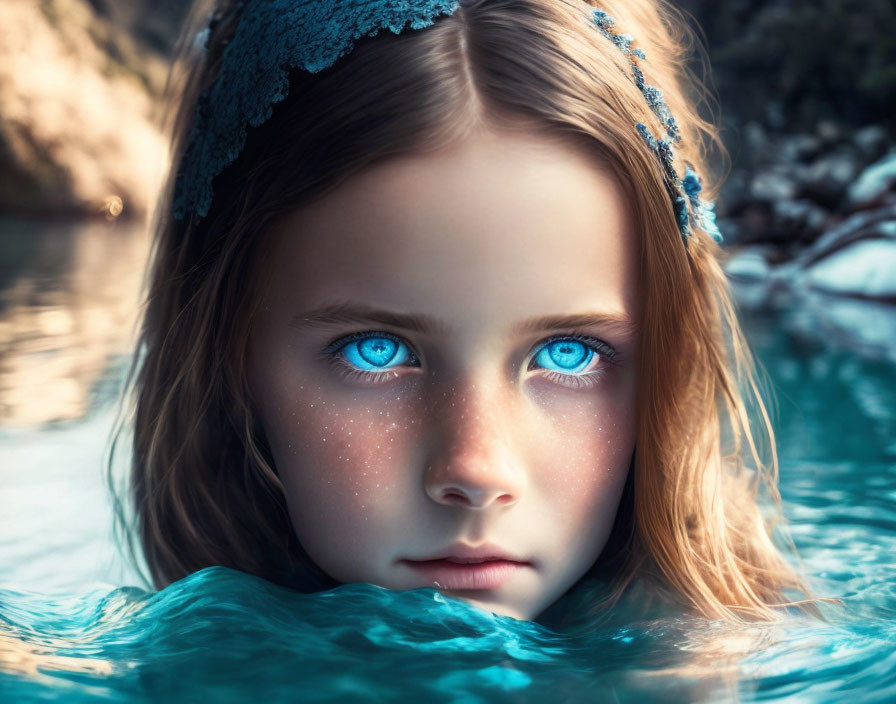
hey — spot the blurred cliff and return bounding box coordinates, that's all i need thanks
[0,0,191,425]
[0,0,186,219]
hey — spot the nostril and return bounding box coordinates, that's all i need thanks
[444,490,470,504]
[439,489,514,508]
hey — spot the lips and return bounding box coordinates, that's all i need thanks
[440,557,506,564]
[400,558,530,590]
[400,542,533,590]
[407,542,531,565]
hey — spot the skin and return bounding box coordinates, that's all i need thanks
[247,127,639,622]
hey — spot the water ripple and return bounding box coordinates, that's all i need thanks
[0,565,894,703]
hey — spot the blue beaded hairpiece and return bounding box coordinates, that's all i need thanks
[591,10,722,246]
[173,0,723,247]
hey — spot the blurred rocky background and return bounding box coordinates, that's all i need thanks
[0,0,894,425]
[678,0,896,306]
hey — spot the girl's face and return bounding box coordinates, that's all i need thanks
[247,128,639,622]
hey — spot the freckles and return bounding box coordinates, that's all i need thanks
[536,398,631,496]
[282,384,423,515]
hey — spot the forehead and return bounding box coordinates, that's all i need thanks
[261,128,638,335]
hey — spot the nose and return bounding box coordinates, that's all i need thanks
[423,379,527,510]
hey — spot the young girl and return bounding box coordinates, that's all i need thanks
[114,0,840,626]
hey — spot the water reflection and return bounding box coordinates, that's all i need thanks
[0,217,149,426]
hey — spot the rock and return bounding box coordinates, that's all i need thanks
[765,101,787,131]
[0,0,169,217]
[808,295,896,362]
[847,152,896,208]
[798,149,862,209]
[727,276,774,310]
[797,203,896,268]
[742,121,772,169]
[736,202,774,244]
[749,168,797,202]
[816,120,843,147]
[779,133,821,164]
[724,249,771,280]
[804,239,896,300]
[771,198,828,243]
[852,125,890,163]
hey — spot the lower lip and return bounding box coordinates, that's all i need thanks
[400,559,530,590]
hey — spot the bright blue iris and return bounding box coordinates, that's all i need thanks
[341,336,412,371]
[533,339,593,374]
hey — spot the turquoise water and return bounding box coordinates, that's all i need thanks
[1,221,895,702]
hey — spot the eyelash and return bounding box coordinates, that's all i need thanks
[318,329,619,390]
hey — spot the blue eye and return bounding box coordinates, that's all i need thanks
[527,335,616,390]
[532,338,594,374]
[329,332,418,372]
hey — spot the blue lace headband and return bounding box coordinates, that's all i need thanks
[172,0,723,247]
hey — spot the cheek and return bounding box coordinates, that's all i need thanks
[253,374,422,546]
[526,381,636,524]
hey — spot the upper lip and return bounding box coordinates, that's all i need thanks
[403,542,532,565]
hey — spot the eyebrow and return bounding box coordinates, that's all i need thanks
[291,301,638,337]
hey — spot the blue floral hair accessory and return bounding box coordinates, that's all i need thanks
[172,0,461,221]
[173,0,723,248]
[592,9,723,246]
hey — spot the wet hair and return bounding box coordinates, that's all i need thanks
[111,0,842,624]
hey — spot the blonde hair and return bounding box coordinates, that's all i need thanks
[112,0,843,625]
